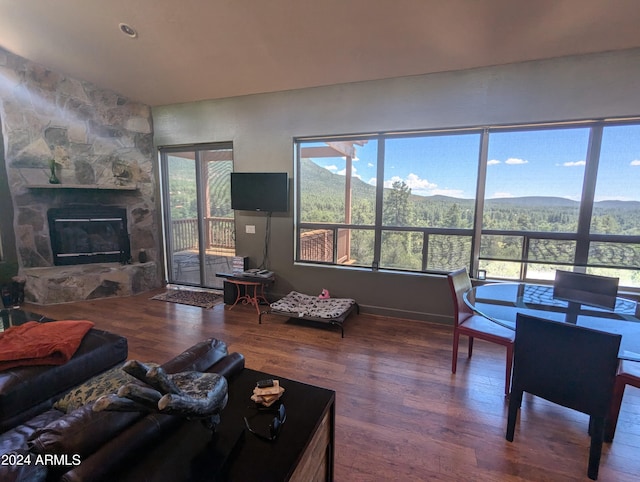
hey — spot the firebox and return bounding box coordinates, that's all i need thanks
[47,207,131,266]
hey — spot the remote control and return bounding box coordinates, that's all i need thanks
[257,379,274,388]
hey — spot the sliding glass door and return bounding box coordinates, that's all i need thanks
[160,143,234,289]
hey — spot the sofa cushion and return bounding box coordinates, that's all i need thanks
[207,352,245,380]
[59,413,183,482]
[0,410,65,482]
[0,409,64,456]
[0,328,128,432]
[161,338,228,374]
[27,403,143,459]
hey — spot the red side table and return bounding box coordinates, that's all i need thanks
[226,278,270,314]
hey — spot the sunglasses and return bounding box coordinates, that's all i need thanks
[243,403,287,442]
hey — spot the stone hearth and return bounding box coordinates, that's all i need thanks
[23,262,158,305]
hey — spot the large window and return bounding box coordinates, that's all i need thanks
[295,119,640,289]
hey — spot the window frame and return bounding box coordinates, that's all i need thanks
[295,118,640,289]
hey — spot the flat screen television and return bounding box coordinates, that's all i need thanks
[231,172,289,212]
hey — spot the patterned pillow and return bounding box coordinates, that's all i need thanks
[53,363,157,413]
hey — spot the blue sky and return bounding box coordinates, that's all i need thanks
[306,124,640,202]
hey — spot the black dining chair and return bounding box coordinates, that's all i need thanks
[447,267,515,395]
[552,270,619,310]
[506,313,622,480]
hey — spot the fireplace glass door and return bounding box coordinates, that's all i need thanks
[160,143,235,289]
[48,207,130,265]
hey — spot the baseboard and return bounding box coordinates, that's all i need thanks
[266,290,452,325]
[356,304,452,325]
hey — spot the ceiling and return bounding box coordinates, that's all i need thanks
[1,0,640,107]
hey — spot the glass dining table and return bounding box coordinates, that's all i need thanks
[464,282,640,362]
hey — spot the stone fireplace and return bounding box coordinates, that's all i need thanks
[0,48,163,304]
[16,187,160,304]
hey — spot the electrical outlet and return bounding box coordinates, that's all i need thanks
[246,225,256,234]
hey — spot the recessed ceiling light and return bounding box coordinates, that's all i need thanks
[119,23,138,38]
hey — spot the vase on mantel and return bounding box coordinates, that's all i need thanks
[48,159,60,184]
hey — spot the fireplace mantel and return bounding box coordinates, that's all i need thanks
[26,184,138,191]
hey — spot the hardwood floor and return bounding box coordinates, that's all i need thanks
[25,289,640,481]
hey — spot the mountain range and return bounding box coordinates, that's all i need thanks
[301,158,640,210]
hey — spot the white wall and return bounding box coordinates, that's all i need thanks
[153,49,640,323]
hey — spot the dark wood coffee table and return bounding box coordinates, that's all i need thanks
[119,368,336,481]
[211,368,335,481]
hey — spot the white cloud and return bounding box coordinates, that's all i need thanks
[367,162,374,168]
[383,173,439,196]
[505,158,528,165]
[405,173,438,190]
[487,159,500,165]
[325,164,338,172]
[595,195,636,201]
[368,177,377,186]
[430,188,466,197]
[631,160,640,166]
[337,166,361,179]
[383,175,405,188]
[563,160,586,167]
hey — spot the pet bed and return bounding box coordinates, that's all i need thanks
[259,291,358,337]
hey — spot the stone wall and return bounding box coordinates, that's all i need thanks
[0,47,162,303]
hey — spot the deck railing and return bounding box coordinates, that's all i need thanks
[172,217,235,252]
[299,228,350,263]
[173,219,349,263]
[300,229,334,262]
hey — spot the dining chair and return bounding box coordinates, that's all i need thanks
[447,267,515,396]
[605,360,640,442]
[506,313,622,480]
[552,270,619,310]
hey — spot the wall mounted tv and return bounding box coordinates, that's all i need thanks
[231,172,289,212]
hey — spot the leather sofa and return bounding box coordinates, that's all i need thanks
[0,327,128,433]
[0,337,245,482]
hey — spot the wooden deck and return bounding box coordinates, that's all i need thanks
[170,249,236,288]
[26,290,640,481]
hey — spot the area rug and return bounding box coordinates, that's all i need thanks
[151,289,223,309]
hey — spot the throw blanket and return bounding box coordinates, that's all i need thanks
[0,320,94,370]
